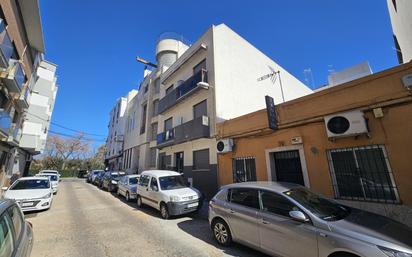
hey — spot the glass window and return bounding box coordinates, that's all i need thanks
[140,104,147,135]
[193,100,207,119]
[164,118,173,131]
[152,100,159,117]
[151,123,158,141]
[139,175,150,187]
[233,157,256,183]
[10,179,50,190]
[154,78,160,94]
[165,85,174,95]
[159,175,186,191]
[8,206,23,240]
[327,145,398,203]
[149,148,157,167]
[260,191,298,217]
[150,177,158,191]
[193,149,209,170]
[229,188,259,209]
[193,59,206,75]
[129,177,138,185]
[0,214,14,257]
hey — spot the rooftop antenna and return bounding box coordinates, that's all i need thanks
[303,68,315,89]
[257,65,285,102]
[135,57,157,68]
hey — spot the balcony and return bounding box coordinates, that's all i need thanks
[156,116,210,148]
[7,124,22,146]
[1,60,26,93]
[0,110,12,138]
[158,69,209,114]
[0,19,13,69]
[16,88,30,109]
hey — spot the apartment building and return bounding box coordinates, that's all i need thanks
[155,24,312,198]
[0,0,58,188]
[105,90,137,170]
[122,34,189,174]
[387,0,412,63]
[217,62,412,226]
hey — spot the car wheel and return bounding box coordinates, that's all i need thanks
[126,192,130,202]
[160,203,170,220]
[212,219,232,246]
[136,195,143,208]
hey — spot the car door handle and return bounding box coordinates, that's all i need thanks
[261,219,270,225]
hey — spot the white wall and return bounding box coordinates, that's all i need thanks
[387,0,412,63]
[212,24,312,122]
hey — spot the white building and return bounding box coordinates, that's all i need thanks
[154,24,312,198]
[105,90,137,170]
[387,0,412,63]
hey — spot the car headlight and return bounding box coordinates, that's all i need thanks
[379,246,412,257]
[111,180,118,184]
[170,195,180,202]
[41,193,52,199]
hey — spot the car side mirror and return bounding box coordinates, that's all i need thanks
[2,186,8,191]
[289,211,309,222]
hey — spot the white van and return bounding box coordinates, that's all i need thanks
[136,170,202,219]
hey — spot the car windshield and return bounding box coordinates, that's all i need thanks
[284,187,350,221]
[129,177,138,184]
[159,175,186,190]
[40,175,58,181]
[10,179,50,190]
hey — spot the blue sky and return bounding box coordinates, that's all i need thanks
[39,0,397,147]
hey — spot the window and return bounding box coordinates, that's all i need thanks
[193,59,206,75]
[144,85,148,94]
[151,123,158,141]
[0,91,7,109]
[149,148,157,167]
[327,145,399,203]
[392,0,397,11]
[233,157,256,183]
[193,149,209,170]
[152,100,159,117]
[0,214,14,257]
[260,191,297,217]
[140,104,147,134]
[393,35,403,64]
[139,175,150,187]
[150,177,158,191]
[193,100,207,119]
[229,188,259,209]
[165,85,174,95]
[154,78,160,94]
[164,117,173,131]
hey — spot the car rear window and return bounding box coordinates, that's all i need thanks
[10,179,50,190]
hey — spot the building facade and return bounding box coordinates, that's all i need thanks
[217,62,412,226]
[0,0,57,188]
[387,0,412,63]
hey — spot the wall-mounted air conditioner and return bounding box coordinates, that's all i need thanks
[324,110,368,138]
[217,138,233,153]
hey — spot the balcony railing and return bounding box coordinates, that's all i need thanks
[158,69,208,114]
[7,124,22,146]
[0,110,12,138]
[156,116,210,148]
[0,19,13,69]
[1,60,26,93]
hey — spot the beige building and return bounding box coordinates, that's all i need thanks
[217,62,412,226]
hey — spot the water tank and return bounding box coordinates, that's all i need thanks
[156,32,189,68]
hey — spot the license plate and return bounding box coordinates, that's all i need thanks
[187,202,198,208]
[21,202,33,207]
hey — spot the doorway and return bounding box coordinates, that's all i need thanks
[175,152,184,173]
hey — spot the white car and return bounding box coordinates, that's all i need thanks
[136,170,202,219]
[117,174,140,201]
[36,173,59,194]
[39,170,61,181]
[2,177,53,212]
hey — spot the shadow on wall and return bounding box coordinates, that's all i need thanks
[177,219,269,257]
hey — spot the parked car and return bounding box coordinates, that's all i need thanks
[77,170,88,178]
[88,170,104,184]
[35,173,59,194]
[117,174,140,201]
[94,171,106,187]
[39,170,60,181]
[2,177,53,212]
[0,199,33,257]
[101,171,125,192]
[209,181,412,257]
[136,170,202,219]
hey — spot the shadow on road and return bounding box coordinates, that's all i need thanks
[177,218,269,257]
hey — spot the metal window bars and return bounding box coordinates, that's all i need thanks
[232,157,257,183]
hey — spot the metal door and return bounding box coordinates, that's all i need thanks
[175,152,184,173]
[273,150,305,186]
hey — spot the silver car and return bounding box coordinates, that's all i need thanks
[0,199,33,257]
[117,175,140,201]
[208,182,412,257]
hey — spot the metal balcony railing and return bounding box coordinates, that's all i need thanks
[156,128,175,146]
[0,109,12,137]
[0,19,13,69]
[158,69,208,114]
[1,60,26,93]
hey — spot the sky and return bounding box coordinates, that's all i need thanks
[39,0,397,147]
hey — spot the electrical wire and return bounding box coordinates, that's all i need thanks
[48,130,106,142]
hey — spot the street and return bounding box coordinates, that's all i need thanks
[25,179,267,257]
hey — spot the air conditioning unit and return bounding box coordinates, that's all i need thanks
[216,138,233,153]
[324,110,368,138]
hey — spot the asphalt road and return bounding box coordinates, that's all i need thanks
[25,178,267,257]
